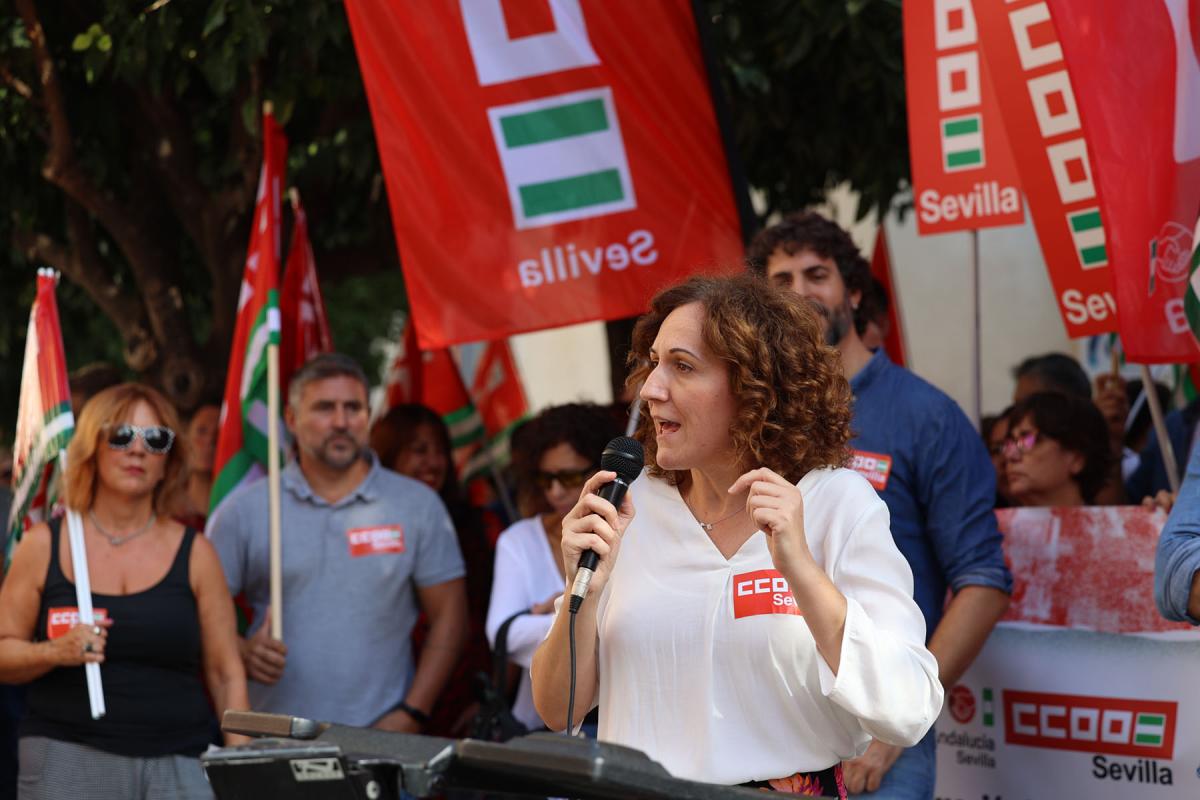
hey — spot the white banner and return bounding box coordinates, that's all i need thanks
[935,507,1200,798]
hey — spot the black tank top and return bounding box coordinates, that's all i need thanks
[20,520,212,757]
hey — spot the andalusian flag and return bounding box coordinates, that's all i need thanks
[6,270,74,568]
[210,111,287,515]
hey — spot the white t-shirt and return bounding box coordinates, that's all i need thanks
[591,468,943,785]
[486,515,562,730]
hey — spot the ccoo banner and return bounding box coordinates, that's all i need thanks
[903,0,1024,234]
[935,507,1200,799]
[1046,0,1200,363]
[344,0,745,348]
[974,0,1120,339]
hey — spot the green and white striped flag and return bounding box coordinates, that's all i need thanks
[1134,712,1167,747]
[489,88,636,230]
[1067,207,1108,270]
[941,114,984,172]
[210,111,287,517]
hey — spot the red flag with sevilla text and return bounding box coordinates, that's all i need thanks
[1046,0,1200,363]
[903,0,1024,234]
[974,0,1120,339]
[343,0,745,348]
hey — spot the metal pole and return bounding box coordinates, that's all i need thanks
[971,229,982,427]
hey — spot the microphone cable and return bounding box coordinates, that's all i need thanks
[566,601,579,737]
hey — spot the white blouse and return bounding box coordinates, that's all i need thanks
[590,468,943,785]
[486,515,563,730]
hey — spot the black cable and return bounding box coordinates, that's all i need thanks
[566,602,579,737]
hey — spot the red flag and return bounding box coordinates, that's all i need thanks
[343,0,745,348]
[1046,0,1200,363]
[381,318,422,411]
[279,190,335,393]
[210,110,286,514]
[902,0,1024,234]
[7,270,74,566]
[870,229,908,366]
[974,0,1119,339]
[470,340,529,438]
[380,317,484,475]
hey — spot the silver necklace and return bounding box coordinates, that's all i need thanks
[88,510,156,547]
[696,507,744,532]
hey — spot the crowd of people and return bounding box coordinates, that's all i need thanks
[0,212,1196,800]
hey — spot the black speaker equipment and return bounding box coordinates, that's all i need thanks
[202,711,811,799]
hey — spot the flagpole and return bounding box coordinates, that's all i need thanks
[971,229,982,427]
[267,341,283,640]
[1140,363,1180,494]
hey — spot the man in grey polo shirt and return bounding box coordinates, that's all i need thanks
[209,353,467,731]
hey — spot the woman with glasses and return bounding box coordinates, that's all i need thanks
[0,383,248,799]
[485,403,621,732]
[1003,391,1112,506]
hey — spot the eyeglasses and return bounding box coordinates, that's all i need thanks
[534,466,596,491]
[106,424,176,455]
[1002,431,1041,460]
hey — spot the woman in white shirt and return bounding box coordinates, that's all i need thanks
[486,404,621,731]
[531,275,943,797]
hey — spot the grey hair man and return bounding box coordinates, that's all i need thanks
[209,353,467,732]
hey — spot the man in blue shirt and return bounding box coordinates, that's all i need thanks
[1155,435,1200,625]
[748,213,1012,799]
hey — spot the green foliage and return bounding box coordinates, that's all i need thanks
[706,0,909,221]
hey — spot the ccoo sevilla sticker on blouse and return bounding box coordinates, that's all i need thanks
[346,525,406,558]
[849,449,893,491]
[732,570,802,619]
[47,608,109,639]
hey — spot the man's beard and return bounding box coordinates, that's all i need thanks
[808,297,855,347]
[309,432,365,470]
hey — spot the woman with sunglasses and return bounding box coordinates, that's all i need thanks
[0,384,248,799]
[485,403,621,732]
[1003,391,1112,507]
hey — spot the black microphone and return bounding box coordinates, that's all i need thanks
[568,436,644,612]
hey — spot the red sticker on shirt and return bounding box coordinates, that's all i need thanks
[732,570,802,619]
[346,525,406,557]
[850,449,893,490]
[46,607,108,640]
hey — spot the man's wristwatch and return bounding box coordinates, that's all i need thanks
[395,700,430,727]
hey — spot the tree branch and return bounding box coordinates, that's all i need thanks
[0,63,35,103]
[13,207,157,372]
[16,0,207,408]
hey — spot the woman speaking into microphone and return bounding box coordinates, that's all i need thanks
[531,275,942,797]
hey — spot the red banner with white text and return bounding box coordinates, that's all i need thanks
[974,0,1119,339]
[904,0,1024,234]
[343,0,745,349]
[1045,0,1200,363]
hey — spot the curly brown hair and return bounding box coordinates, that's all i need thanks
[627,274,852,485]
[744,211,872,300]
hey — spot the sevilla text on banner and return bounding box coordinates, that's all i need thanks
[904,0,1024,233]
[974,0,1119,338]
[343,0,744,348]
